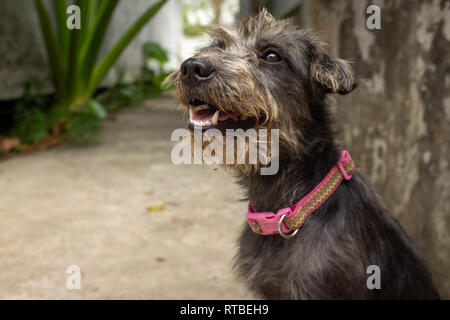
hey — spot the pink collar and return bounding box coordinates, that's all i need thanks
[246,150,356,238]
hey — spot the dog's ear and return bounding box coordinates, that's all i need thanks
[162,71,178,88]
[310,51,359,95]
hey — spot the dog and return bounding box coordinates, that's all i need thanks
[169,9,440,299]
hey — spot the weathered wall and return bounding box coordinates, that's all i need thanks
[296,0,449,298]
[0,0,182,100]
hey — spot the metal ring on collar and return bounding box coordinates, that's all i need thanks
[278,213,299,239]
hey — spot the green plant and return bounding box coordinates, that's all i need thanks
[65,111,102,144]
[13,82,51,144]
[141,41,172,96]
[13,107,48,145]
[34,0,168,139]
[95,42,172,111]
[95,74,141,111]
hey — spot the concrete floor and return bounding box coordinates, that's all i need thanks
[0,94,254,299]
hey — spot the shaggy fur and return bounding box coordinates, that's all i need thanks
[171,10,440,299]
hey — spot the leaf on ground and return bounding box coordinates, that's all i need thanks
[147,204,164,212]
[107,111,117,120]
[20,136,64,153]
[0,137,20,153]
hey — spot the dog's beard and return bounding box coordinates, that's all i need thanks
[172,70,298,169]
[187,128,279,176]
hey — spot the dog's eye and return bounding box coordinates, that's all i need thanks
[263,51,281,63]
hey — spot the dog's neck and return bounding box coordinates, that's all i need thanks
[240,141,340,213]
[240,96,341,212]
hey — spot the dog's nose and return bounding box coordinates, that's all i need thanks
[180,58,214,84]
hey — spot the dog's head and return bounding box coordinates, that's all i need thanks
[169,9,358,169]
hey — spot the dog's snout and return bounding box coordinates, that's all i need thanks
[180,58,214,84]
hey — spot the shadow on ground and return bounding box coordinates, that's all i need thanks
[0,93,254,299]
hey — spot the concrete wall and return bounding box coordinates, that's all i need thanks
[0,0,182,100]
[296,0,449,298]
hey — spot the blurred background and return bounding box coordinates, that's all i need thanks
[0,0,448,299]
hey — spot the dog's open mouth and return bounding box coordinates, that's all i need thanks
[188,100,255,131]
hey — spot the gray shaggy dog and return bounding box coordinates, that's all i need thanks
[170,10,440,299]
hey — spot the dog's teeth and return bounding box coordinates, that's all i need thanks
[212,110,219,125]
[189,108,193,120]
[191,104,210,112]
[191,119,214,127]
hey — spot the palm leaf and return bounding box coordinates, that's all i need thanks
[34,0,66,95]
[78,0,98,50]
[66,27,81,107]
[53,0,69,64]
[79,0,120,85]
[86,0,168,99]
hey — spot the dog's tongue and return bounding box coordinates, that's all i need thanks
[218,112,234,121]
[193,109,215,121]
[193,109,236,122]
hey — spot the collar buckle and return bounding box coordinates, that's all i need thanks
[246,206,293,235]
